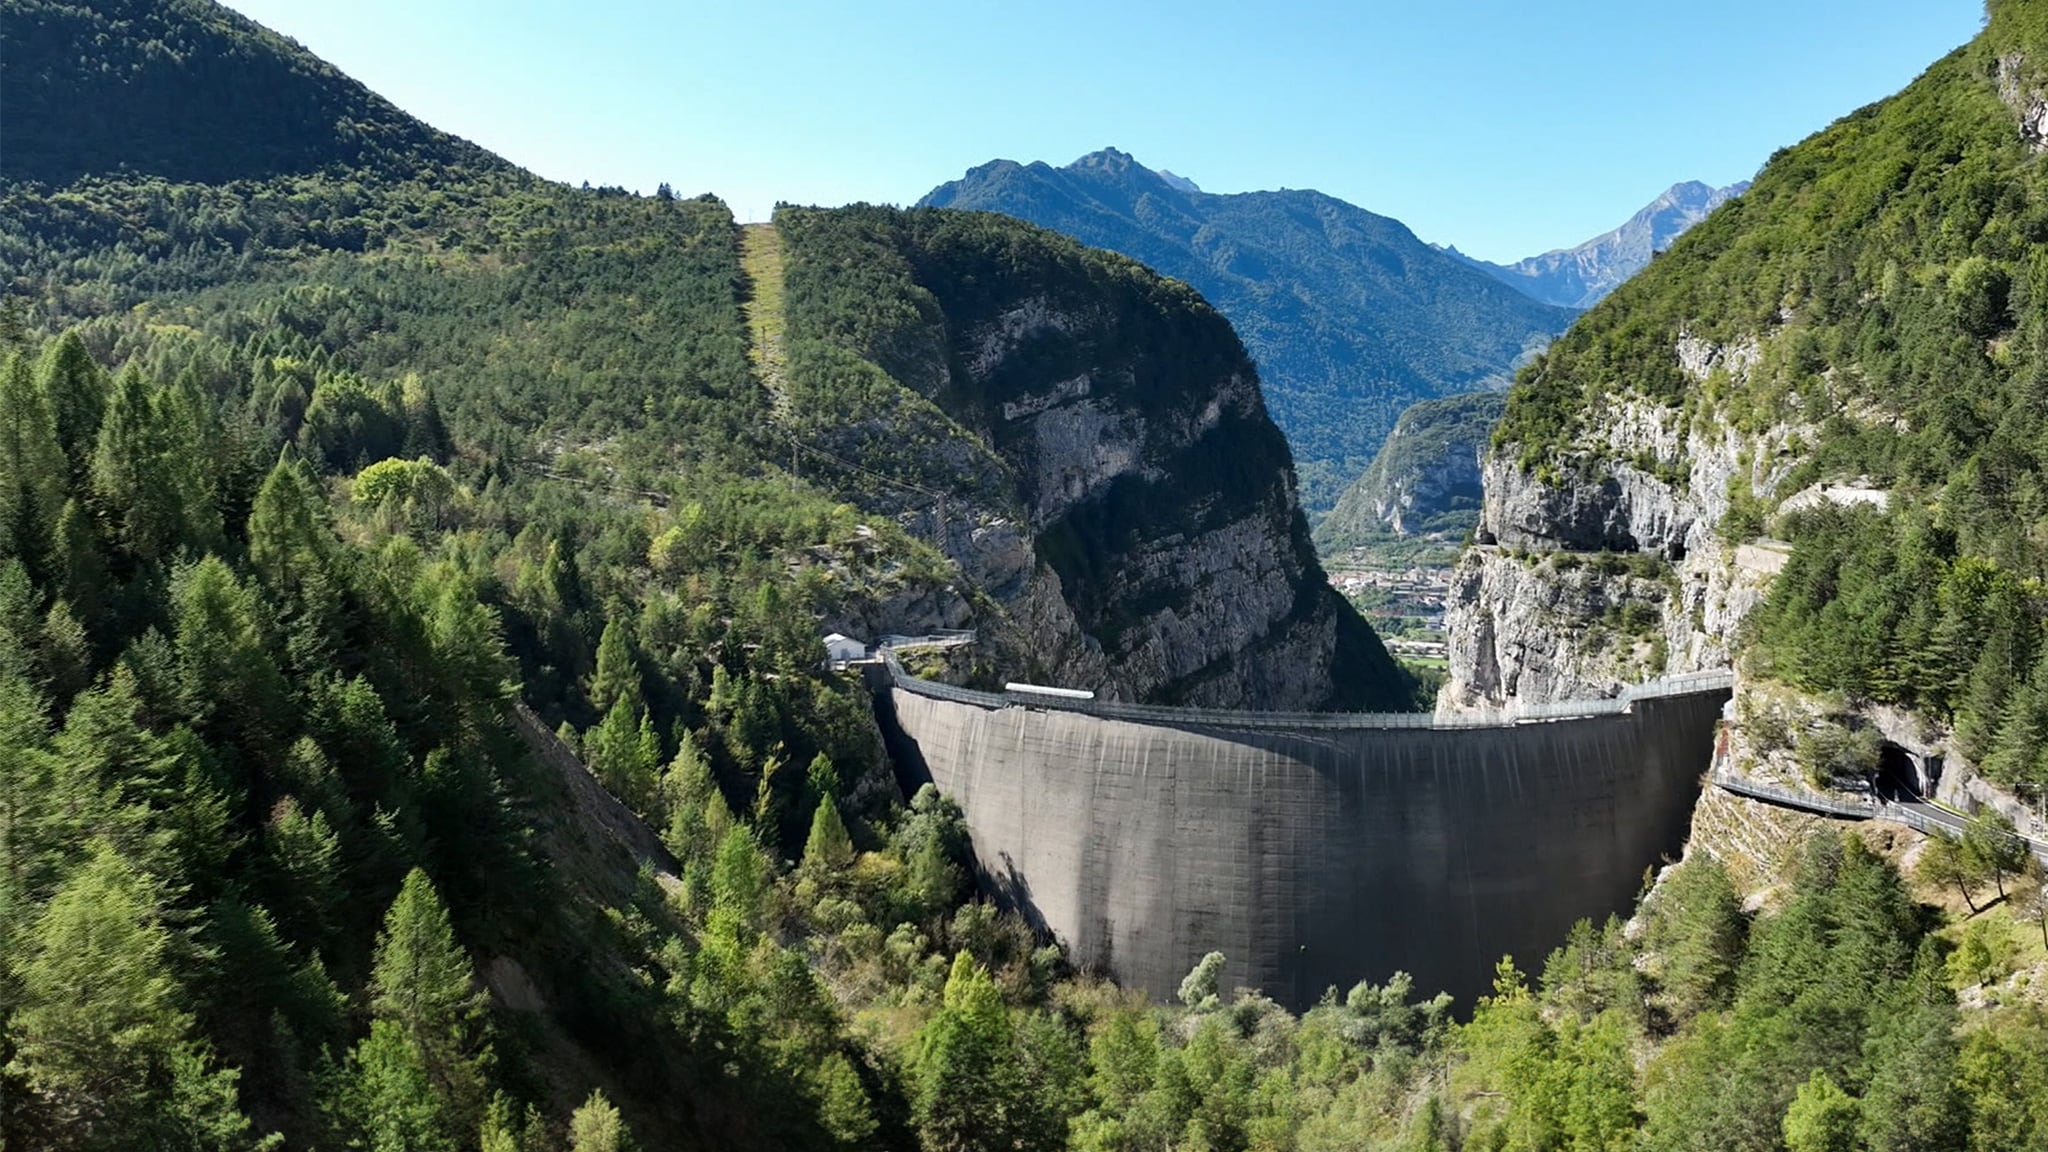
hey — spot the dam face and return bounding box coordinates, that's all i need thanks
[879,675,1729,1009]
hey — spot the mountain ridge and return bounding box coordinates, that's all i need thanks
[1455,179,1752,309]
[920,148,1579,512]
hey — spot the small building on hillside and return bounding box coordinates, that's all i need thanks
[822,633,868,666]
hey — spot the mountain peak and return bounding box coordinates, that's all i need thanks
[1070,146,1142,170]
[1461,179,1750,309]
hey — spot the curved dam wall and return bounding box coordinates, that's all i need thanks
[880,673,1730,1009]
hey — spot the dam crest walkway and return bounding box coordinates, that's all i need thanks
[880,650,1733,730]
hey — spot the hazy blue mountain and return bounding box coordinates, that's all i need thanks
[1455,180,1750,309]
[919,149,1579,512]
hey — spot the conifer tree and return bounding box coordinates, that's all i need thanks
[33,331,108,480]
[914,953,1029,1152]
[803,795,855,874]
[50,499,108,643]
[0,350,67,576]
[4,840,252,1149]
[1782,1071,1858,1152]
[1985,647,2048,794]
[363,867,493,1140]
[90,366,188,561]
[586,697,659,809]
[248,455,347,669]
[589,615,643,718]
[568,1089,632,1152]
[710,824,765,934]
[172,555,288,758]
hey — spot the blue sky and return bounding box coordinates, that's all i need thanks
[226,0,1983,263]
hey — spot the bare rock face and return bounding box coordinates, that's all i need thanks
[783,207,1411,712]
[1997,52,2048,152]
[932,286,1382,711]
[1444,333,1799,714]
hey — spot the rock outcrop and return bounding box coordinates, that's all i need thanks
[781,206,1412,712]
[919,148,1578,513]
[1443,333,1801,714]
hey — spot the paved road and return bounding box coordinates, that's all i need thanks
[1710,771,2048,863]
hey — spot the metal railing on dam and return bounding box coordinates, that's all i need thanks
[875,657,1734,1011]
[882,651,1732,729]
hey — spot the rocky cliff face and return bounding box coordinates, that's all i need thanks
[781,205,1413,712]
[1442,333,1802,714]
[919,148,1578,514]
[1442,0,2048,909]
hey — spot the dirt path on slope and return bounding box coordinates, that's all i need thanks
[740,222,791,415]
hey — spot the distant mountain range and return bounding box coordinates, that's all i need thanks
[1450,180,1752,309]
[920,150,1579,512]
[921,153,1746,514]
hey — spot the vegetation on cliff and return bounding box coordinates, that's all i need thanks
[774,201,1418,711]
[1316,390,1503,558]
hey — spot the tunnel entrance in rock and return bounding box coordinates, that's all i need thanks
[1874,741,1921,801]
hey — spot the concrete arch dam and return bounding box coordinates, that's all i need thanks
[878,666,1732,1010]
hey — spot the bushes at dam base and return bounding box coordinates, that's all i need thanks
[882,687,1729,1010]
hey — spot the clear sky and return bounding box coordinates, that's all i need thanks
[224,0,1984,263]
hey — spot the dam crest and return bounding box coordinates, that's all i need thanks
[877,656,1733,1009]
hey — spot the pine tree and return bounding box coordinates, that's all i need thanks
[568,1089,632,1152]
[803,795,855,874]
[90,366,188,561]
[710,825,765,937]
[588,615,643,717]
[1643,855,1746,1019]
[33,330,109,480]
[1984,647,2048,794]
[914,953,1029,1152]
[398,373,452,462]
[587,697,659,810]
[247,455,348,670]
[4,840,252,1149]
[172,555,288,758]
[1782,1071,1858,1152]
[267,795,344,952]
[353,1019,454,1152]
[0,350,67,577]
[38,598,92,701]
[363,868,492,1140]
[50,499,108,636]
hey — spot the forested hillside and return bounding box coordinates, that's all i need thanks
[1317,390,1503,556]
[921,149,1577,512]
